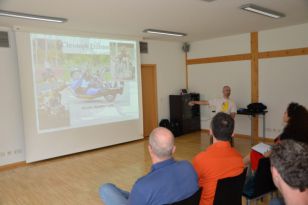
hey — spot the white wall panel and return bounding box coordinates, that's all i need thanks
[188,33,250,59]
[259,23,308,51]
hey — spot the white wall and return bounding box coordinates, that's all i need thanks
[188,33,250,59]
[259,23,308,137]
[259,56,308,137]
[188,23,308,138]
[141,40,186,121]
[0,27,25,165]
[259,23,308,51]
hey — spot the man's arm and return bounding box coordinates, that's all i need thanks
[188,100,209,106]
[230,100,237,119]
[192,156,202,186]
[128,183,147,205]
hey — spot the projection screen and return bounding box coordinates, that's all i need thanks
[15,28,143,162]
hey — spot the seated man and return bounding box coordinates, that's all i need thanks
[99,127,199,205]
[270,140,308,205]
[193,112,244,205]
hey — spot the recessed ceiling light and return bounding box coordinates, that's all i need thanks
[143,29,186,37]
[240,4,285,19]
[0,10,67,23]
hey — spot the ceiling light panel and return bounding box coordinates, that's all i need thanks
[0,10,67,23]
[143,29,186,37]
[240,4,285,19]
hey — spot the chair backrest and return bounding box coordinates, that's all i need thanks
[253,157,277,195]
[168,188,202,205]
[213,168,247,205]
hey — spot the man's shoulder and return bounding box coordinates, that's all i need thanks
[133,160,195,188]
[194,144,241,159]
[160,160,195,174]
[132,173,155,194]
[211,98,234,104]
[176,160,194,167]
[229,98,236,104]
[140,160,192,175]
[230,147,243,158]
[133,174,148,188]
[210,98,220,103]
[193,149,210,162]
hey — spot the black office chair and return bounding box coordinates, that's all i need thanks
[242,158,277,205]
[213,168,247,205]
[167,188,202,205]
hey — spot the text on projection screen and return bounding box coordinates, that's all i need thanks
[30,33,139,133]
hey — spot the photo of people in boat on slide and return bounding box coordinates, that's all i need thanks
[31,34,139,133]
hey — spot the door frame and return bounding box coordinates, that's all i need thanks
[141,64,158,137]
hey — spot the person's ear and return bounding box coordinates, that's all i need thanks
[271,166,280,188]
[209,129,213,136]
[172,146,176,154]
[271,166,277,177]
[148,145,152,154]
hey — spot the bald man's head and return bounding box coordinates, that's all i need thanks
[149,127,175,159]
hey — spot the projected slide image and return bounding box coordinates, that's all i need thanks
[31,34,139,133]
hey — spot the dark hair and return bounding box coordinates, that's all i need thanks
[270,140,308,192]
[280,102,308,143]
[211,112,234,141]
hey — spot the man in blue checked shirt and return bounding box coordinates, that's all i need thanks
[99,127,199,205]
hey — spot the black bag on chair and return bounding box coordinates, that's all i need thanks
[247,103,267,114]
[159,119,171,129]
[170,120,181,137]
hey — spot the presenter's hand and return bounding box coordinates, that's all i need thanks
[188,101,195,106]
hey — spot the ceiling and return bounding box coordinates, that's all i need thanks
[0,0,308,42]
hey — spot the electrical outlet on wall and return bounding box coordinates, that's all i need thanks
[0,149,23,159]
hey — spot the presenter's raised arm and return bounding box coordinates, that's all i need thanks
[188,100,209,106]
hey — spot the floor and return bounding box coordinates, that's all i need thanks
[0,131,273,205]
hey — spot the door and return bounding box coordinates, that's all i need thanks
[141,64,158,137]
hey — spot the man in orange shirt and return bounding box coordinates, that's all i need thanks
[193,112,244,205]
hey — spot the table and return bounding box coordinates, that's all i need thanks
[237,109,268,145]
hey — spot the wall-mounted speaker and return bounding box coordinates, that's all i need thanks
[139,41,148,54]
[182,42,190,53]
[0,31,9,48]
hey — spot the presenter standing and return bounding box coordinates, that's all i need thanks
[189,85,237,119]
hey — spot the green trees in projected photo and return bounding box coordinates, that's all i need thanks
[32,38,111,82]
